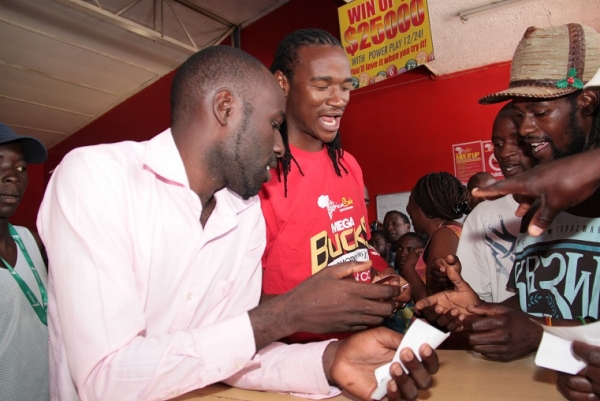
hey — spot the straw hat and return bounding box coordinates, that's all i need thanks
[479,23,600,104]
[584,68,600,90]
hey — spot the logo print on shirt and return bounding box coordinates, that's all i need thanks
[317,195,354,220]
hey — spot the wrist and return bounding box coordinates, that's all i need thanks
[248,293,296,350]
[322,340,342,385]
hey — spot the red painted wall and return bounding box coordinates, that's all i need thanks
[343,63,510,221]
[28,0,513,228]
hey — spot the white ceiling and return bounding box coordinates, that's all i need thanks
[0,0,289,147]
[0,0,598,149]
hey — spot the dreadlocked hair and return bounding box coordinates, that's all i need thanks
[270,28,347,197]
[585,90,600,150]
[412,172,470,220]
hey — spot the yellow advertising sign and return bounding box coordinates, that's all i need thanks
[338,0,434,89]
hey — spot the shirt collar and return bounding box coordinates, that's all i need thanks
[143,128,189,188]
[143,128,257,215]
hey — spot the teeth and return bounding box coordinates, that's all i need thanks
[321,116,337,126]
[530,142,547,153]
[266,166,270,171]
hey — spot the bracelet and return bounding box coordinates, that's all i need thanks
[545,315,552,326]
[576,316,587,325]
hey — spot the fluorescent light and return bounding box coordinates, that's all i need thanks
[459,0,534,22]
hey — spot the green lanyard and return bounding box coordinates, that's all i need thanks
[2,224,47,326]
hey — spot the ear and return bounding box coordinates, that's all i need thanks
[579,89,599,116]
[273,70,289,98]
[213,88,234,126]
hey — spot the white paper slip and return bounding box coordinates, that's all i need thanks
[536,331,586,374]
[535,320,600,374]
[370,319,450,400]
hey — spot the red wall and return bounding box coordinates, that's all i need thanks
[25,0,512,228]
[343,63,510,221]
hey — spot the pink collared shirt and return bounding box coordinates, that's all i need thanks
[38,129,334,401]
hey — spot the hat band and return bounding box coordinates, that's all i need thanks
[567,23,586,80]
[509,79,565,88]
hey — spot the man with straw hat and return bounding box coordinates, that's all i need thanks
[415,23,600,362]
[465,67,600,401]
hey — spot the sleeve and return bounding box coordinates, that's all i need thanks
[225,340,341,399]
[456,212,493,302]
[37,150,263,401]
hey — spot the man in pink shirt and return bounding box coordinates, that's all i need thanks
[38,46,438,401]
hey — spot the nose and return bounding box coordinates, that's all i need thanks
[400,248,409,258]
[500,144,517,160]
[326,86,348,108]
[517,114,536,138]
[273,129,284,158]
[2,168,19,184]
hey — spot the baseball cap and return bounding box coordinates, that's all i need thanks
[0,123,47,164]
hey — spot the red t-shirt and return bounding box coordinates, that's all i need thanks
[260,145,388,343]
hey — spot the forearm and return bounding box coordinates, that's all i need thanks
[248,291,297,351]
[73,314,257,401]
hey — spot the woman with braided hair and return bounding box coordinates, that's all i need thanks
[402,172,470,304]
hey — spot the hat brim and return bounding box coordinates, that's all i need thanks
[584,69,600,90]
[4,138,48,164]
[479,86,577,105]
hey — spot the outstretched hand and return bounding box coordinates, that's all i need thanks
[415,256,481,332]
[327,327,439,401]
[465,303,543,361]
[557,341,600,401]
[472,148,600,236]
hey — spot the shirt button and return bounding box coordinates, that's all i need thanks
[187,293,193,300]
[235,359,245,369]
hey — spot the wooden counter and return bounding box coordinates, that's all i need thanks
[174,350,564,400]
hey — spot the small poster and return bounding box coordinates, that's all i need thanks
[452,141,485,185]
[481,140,503,179]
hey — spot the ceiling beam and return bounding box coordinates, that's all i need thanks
[55,0,199,53]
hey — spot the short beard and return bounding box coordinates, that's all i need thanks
[551,110,587,160]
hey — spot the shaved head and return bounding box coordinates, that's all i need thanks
[170,46,267,130]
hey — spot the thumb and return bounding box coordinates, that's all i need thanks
[528,200,559,237]
[328,260,373,279]
[445,264,472,292]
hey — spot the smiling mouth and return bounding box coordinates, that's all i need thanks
[0,195,20,204]
[530,141,549,153]
[320,115,341,130]
[501,163,521,174]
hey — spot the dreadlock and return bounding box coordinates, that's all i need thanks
[577,88,600,151]
[270,28,348,197]
[412,172,470,220]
